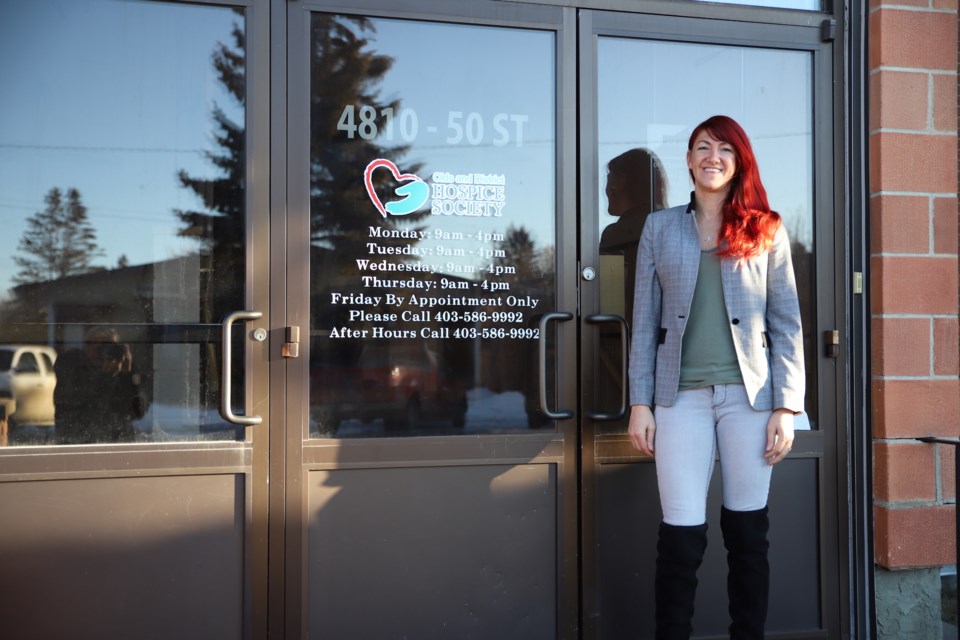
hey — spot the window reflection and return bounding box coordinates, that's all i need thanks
[0,0,247,445]
[596,38,817,431]
[309,15,556,438]
[689,0,821,9]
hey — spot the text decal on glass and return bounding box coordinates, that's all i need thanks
[328,161,541,341]
[337,105,529,147]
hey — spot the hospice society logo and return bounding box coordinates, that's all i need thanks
[363,158,429,218]
[364,157,507,219]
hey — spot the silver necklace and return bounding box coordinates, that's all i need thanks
[697,213,719,243]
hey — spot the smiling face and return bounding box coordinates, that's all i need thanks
[686,130,738,197]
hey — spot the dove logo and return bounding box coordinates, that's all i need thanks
[363,158,429,218]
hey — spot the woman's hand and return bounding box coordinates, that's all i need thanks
[764,408,795,466]
[628,404,657,457]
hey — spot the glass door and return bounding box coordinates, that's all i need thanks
[0,1,271,638]
[284,2,580,637]
[578,11,843,639]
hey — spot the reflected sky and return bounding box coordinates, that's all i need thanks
[691,0,820,8]
[598,38,814,249]
[0,0,241,299]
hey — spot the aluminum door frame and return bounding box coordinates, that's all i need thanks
[577,9,847,639]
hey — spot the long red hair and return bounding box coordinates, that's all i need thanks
[688,115,781,259]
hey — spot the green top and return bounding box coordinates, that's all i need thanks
[679,249,744,390]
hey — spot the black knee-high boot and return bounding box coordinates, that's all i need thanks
[721,506,770,640]
[655,521,708,640]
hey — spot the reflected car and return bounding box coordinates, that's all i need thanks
[0,345,58,427]
[311,342,468,434]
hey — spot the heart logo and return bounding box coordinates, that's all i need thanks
[364,158,429,218]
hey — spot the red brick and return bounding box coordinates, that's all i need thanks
[871,194,931,254]
[870,0,950,9]
[869,132,957,193]
[872,379,960,438]
[934,317,960,375]
[870,70,929,131]
[932,0,958,10]
[874,505,956,568]
[871,0,940,8]
[872,317,931,376]
[933,73,958,131]
[869,9,958,71]
[942,445,957,502]
[933,197,958,254]
[874,441,938,502]
[870,255,959,314]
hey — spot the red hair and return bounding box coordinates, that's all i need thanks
[688,115,781,259]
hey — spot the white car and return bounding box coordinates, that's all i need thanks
[0,345,58,427]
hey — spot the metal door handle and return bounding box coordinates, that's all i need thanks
[220,310,264,426]
[586,314,628,421]
[538,312,574,420]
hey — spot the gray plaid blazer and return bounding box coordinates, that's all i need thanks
[628,200,805,413]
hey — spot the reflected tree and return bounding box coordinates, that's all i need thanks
[174,9,245,320]
[309,15,427,260]
[309,15,429,334]
[175,14,430,286]
[13,187,104,286]
[172,10,245,409]
[483,225,555,413]
[493,225,553,287]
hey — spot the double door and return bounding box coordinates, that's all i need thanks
[0,0,845,638]
[282,2,843,638]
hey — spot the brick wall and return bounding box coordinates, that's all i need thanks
[869,0,959,570]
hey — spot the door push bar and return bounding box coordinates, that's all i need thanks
[585,314,629,421]
[538,312,574,420]
[220,310,264,426]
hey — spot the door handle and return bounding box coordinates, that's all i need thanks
[538,312,574,420]
[220,310,264,426]
[586,314,628,421]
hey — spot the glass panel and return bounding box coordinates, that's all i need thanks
[688,0,821,10]
[0,0,247,445]
[596,38,816,431]
[309,15,556,438]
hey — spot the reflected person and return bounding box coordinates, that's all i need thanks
[627,116,805,639]
[54,327,148,444]
[600,147,668,323]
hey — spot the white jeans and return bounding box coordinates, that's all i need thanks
[654,384,772,526]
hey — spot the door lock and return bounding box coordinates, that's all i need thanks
[282,326,300,359]
[824,329,840,359]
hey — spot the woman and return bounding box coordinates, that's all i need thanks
[600,147,668,324]
[627,115,805,640]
